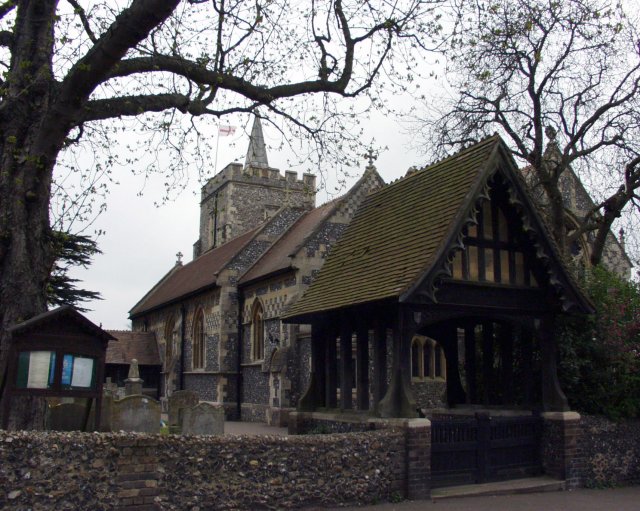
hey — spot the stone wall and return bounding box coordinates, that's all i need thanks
[0,429,407,510]
[198,163,316,253]
[158,431,404,509]
[580,415,640,487]
[411,379,447,410]
[1,431,120,510]
[541,412,640,489]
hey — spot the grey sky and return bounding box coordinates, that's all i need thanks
[70,109,425,329]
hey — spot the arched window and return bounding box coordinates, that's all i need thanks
[164,316,176,365]
[192,309,205,370]
[251,300,264,361]
[411,336,446,380]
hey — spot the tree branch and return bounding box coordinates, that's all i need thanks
[0,0,15,21]
[105,54,362,102]
[0,30,12,48]
[52,0,181,126]
[66,0,98,44]
[81,93,191,122]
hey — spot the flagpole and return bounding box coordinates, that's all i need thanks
[214,124,221,173]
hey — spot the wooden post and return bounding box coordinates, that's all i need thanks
[339,319,353,410]
[499,323,514,406]
[539,317,569,412]
[372,317,387,412]
[442,324,466,406]
[378,308,417,418]
[482,322,494,405]
[356,322,370,410]
[521,325,534,407]
[325,326,338,408]
[464,324,477,404]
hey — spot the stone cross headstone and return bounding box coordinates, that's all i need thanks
[167,390,199,433]
[181,402,225,435]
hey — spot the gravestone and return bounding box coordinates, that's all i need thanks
[168,390,199,433]
[181,402,225,435]
[99,393,114,432]
[48,402,88,431]
[124,359,143,396]
[112,395,160,433]
[104,377,118,396]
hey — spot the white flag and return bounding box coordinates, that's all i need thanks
[219,125,236,136]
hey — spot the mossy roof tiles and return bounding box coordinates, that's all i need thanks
[106,330,160,366]
[129,227,259,317]
[283,136,502,319]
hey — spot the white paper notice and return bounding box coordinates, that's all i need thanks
[71,357,94,388]
[27,351,51,389]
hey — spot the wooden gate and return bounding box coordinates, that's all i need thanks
[431,413,543,488]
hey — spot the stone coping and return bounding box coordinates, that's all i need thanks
[290,410,431,428]
[429,407,537,417]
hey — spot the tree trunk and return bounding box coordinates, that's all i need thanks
[0,0,61,429]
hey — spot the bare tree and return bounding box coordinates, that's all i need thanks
[0,0,438,428]
[416,0,640,266]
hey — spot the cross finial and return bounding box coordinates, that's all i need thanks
[176,251,183,265]
[365,147,377,167]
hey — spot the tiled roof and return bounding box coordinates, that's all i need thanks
[8,305,116,342]
[129,228,259,317]
[106,330,160,366]
[283,136,503,319]
[239,199,341,285]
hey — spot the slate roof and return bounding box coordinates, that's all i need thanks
[129,228,259,317]
[238,199,341,286]
[282,136,516,319]
[106,330,160,366]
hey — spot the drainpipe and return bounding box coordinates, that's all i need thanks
[180,305,186,390]
[236,294,245,420]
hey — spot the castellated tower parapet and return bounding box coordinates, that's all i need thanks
[194,118,316,257]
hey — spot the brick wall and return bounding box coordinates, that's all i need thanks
[114,437,161,510]
[541,412,582,488]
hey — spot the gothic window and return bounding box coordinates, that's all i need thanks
[451,193,539,287]
[251,300,265,362]
[164,316,176,366]
[192,309,205,370]
[411,337,446,380]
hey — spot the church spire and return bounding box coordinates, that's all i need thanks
[244,116,269,169]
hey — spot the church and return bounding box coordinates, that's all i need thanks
[125,117,630,425]
[128,117,385,423]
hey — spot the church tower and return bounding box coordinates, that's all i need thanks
[194,117,317,257]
